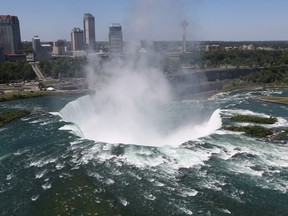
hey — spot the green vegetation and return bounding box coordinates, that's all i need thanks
[3,41,288,88]
[224,125,273,137]
[202,41,288,50]
[231,115,277,124]
[0,61,36,83]
[22,41,33,54]
[224,114,278,138]
[222,66,288,91]
[0,92,47,102]
[0,110,30,127]
[38,57,87,79]
[180,50,288,69]
[1,43,87,83]
[241,67,288,84]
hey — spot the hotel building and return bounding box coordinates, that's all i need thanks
[0,15,22,55]
[109,23,123,55]
[83,13,95,50]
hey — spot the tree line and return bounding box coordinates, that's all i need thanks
[0,57,88,83]
[38,57,87,79]
[0,61,35,83]
[241,67,288,84]
[2,49,288,85]
[179,50,288,69]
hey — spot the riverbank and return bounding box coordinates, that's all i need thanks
[0,89,91,102]
[258,96,288,105]
[0,110,31,127]
[1,78,288,103]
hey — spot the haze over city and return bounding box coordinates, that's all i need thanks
[1,0,288,42]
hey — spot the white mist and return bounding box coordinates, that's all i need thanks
[60,56,222,147]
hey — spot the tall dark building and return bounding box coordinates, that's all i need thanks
[0,15,22,55]
[109,23,123,55]
[83,13,95,50]
[71,28,85,51]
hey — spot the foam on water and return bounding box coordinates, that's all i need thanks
[60,94,222,147]
[0,128,7,132]
[3,86,288,215]
[221,109,270,118]
[59,124,84,137]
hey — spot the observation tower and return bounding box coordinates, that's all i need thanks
[181,20,189,53]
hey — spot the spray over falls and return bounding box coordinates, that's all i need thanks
[60,57,222,147]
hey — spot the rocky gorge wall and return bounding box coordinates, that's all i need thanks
[168,68,256,97]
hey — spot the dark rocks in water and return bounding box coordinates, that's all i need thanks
[232,152,257,159]
[266,129,288,144]
[111,145,125,156]
[30,108,46,116]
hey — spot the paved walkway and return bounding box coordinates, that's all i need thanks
[30,62,46,80]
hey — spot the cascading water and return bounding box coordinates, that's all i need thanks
[2,87,288,216]
[60,94,222,146]
[59,56,222,147]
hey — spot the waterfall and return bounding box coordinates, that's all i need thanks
[59,95,222,147]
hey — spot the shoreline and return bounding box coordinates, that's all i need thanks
[0,89,91,102]
[258,96,288,105]
[1,82,288,103]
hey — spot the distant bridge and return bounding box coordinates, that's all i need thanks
[30,62,46,80]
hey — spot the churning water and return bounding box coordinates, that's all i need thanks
[1,88,288,215]
[59,94,222,147]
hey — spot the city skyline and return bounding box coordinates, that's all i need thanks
[1,0,288,42]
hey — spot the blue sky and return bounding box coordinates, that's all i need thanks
[1,0,288,41]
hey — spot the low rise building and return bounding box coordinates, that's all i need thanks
[53,40,66,55]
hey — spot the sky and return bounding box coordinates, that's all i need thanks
[1,0,288,42]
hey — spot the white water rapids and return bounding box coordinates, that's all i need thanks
[59,94,222,147]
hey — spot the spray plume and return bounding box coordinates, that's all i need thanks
[59,0,221,147]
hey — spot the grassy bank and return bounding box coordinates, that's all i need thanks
[0,89,90,102]
[0,91,48,102]
[0,110,31,127]
[231,115,277,124]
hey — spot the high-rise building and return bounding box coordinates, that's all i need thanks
[83,13,95,50]
[0,15,22,55]
[32,36,52,60]
[71,28,84,51]
[32,35,41,56]
[109,23,123,55]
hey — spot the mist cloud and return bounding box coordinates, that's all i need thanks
[124,0,195,41]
